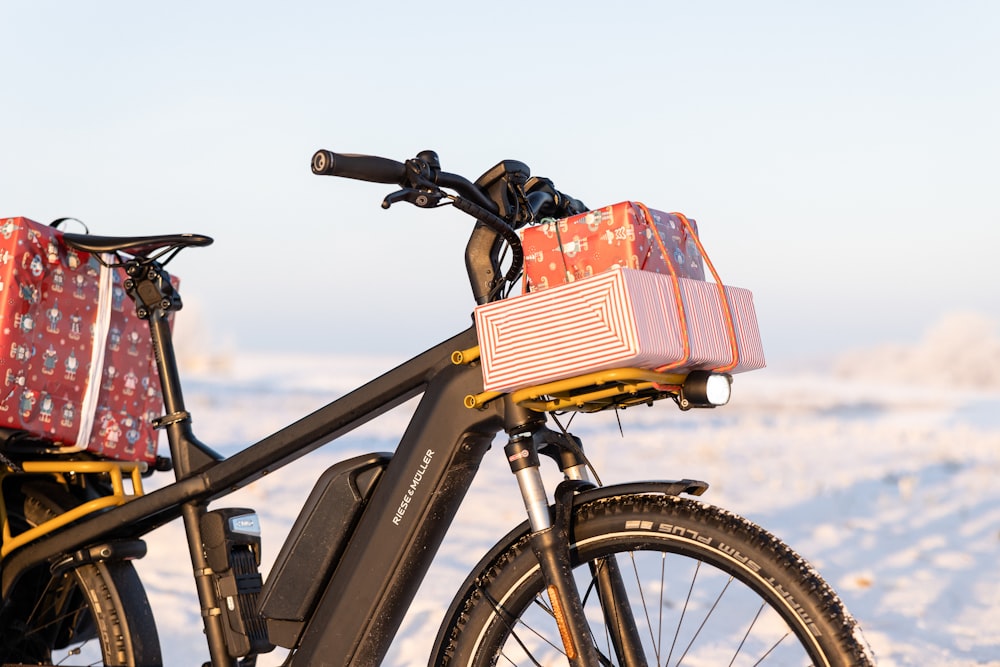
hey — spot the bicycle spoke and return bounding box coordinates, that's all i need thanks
[491,572,628,666]
[675,575,734,664]
[658,551,666,664]
[487,586,562,666]
[587,553,649,667]
[625,550,660,657]
[750,631,792,667]
[500,632,550,667]
[21,575,92,652]
[666,559,700,666]
[730,602,766,667]
[18,599,99,664]
[512,590,619,666]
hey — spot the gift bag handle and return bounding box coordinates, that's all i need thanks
[49,217,91,234]
[636,203,740,373]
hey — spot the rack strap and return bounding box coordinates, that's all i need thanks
[638,204,741,373]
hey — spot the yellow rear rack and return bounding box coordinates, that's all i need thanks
[1,459,147,558]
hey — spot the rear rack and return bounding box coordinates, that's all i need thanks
[1,460,147,558]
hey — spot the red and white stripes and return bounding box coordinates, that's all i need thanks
[475,267,765,393]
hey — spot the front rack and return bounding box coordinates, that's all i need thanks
[507,367,687,412]
[456,346,688,412]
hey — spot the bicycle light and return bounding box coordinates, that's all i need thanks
[680,371,732,409]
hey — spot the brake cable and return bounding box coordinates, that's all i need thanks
[448,194,524,285]
[379,152,526,291]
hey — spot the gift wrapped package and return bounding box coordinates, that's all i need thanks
[0,216,169,463]
[522,201,705,292]
[475,266,765,393]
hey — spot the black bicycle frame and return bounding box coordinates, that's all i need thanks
[1,317,513,666]
[284,326,505,666]
[1,163,601,665]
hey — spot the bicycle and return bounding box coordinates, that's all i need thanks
[0,149,875,666]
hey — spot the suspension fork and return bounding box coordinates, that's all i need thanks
[589,551,648,667]
[505,431,597,666]
[544,431,649,666]
[503,406,647,666]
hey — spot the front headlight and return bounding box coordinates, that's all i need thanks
[679,371,732,409]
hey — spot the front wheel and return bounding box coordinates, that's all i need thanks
[433,491,874,666]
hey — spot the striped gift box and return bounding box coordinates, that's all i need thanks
[474,266,765,393]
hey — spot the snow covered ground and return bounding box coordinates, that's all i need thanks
[135,316,1000,666]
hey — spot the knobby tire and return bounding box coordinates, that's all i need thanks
[1,480,162,666]
[433,492,873,666]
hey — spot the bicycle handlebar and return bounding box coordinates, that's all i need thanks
[311,149,500,213]
[311,148,587,303]
[311,150,408,185]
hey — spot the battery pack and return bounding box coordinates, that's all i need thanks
[259,452,390,648]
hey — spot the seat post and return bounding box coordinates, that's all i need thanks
[121,257,223,479]
[147,310,189,436]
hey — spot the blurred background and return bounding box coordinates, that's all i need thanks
[1,1,998,372]
[3,5,999,663]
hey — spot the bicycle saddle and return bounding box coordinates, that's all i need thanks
[61,232,214,257]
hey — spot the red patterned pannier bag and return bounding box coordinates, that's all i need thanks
[0,216,171,463]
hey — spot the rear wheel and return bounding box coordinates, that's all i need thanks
[1,480,162,666]
[434,492,873,666]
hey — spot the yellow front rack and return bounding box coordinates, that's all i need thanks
[1,459,147,558]
[509,367,688,412]
[458,342,688,413]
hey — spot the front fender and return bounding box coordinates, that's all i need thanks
[572,479,709,503]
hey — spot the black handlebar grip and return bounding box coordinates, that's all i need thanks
[311,150,408,185]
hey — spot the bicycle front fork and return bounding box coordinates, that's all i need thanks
[504,423,647,666]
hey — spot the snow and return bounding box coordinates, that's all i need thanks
[135,315,1000,666]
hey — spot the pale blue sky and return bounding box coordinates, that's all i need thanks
[2,2,997,368]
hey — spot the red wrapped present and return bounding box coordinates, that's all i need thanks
[522,202,705,292]
[475,266,765,393]
[0,216,169,463]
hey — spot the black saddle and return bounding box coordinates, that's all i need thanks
[61,232,214,258]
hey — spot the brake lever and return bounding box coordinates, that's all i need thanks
[381,188,447,209]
